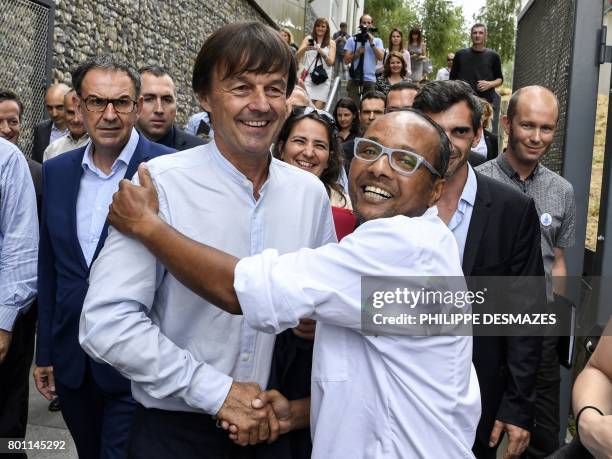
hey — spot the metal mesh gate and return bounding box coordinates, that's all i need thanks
[0,0,53,157]
[514,0,575,175]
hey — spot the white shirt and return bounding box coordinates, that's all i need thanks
[235,209,480,459]
[80,141,336,415]
[436,67,451,81]
[471,133,487,159]
[76,129,137,266]
[43,133,90,161]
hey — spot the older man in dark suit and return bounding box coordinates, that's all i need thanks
[31,83,71,163]
[414,80,544,459]
[136,66,204,151]
[34,56,173,459]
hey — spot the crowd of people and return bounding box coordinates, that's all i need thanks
[0,12,609,459]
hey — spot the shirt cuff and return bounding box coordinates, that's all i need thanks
[0,305,19,332]
[234,250,300,335]
[190,364,234,415]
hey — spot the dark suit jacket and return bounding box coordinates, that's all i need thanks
[27,158,42,216]
[465,172,544,450]
[31,120,53,164]
[36,135,174,392]
[484,129,498,161]
[154,125,205,151]
[468,151,487,167]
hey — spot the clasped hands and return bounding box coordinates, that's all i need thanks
[216,381,294,446]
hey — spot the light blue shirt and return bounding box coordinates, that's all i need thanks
[345,36,384,82]
[49,122,68,145]
[76,129,138,266]
[80,141,336,415]
[448,165,477,263]
[0,138,38,331]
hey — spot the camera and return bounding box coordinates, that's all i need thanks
[354,25,377,44]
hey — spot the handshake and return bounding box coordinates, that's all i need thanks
[216,381,309,446]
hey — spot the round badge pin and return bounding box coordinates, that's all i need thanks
[540,213,552,227]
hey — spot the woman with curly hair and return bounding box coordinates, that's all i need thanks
[273,106,355,239]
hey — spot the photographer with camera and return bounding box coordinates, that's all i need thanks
[343,14,384,106]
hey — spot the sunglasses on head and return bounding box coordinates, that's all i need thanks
[292,106,336,128]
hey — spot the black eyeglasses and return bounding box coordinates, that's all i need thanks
[353,137,441,177]
[292,106,336,128]
[82,96,138,114]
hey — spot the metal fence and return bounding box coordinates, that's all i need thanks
[0,0,54,157]
[514,0,575,174]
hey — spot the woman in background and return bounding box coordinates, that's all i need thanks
[376,51,410,95]
[333,98,360,143]
[408,27,427,82]
[385,28,411,77]
[279,27,298,54]
[295,18,336,109]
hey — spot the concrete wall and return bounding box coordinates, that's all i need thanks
[51,0,271,126]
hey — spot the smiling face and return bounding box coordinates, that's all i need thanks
[336,107,354,130]
[76,68,141,157]
[349,112,444,223]
[423,101,478,177]
[503,89,558,167]
[315,21,328,39]
[200,67,287,162]
[279,117,330,177]
[388,56,403,76]
[0,100,21,144]
[137,72,177,141]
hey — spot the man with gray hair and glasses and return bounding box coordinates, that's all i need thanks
[34,55,172,458]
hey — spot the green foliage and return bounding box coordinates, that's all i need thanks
[364,0,468,74]
[421,0,468,71]
[474,0,521,63]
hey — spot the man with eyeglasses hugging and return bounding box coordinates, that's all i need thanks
[96,108,482,458]
[34,55,173,459]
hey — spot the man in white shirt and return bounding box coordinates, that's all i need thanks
[436,53,455,81]
[43,89,89,161]
[102,109,481,458]
[79,22,335,458]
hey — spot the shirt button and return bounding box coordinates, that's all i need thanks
[241,353,251,361]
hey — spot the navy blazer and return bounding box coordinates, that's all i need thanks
[36,135,174,392]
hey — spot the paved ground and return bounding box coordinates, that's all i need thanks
[24,366,77,459]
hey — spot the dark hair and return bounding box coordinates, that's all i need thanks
[72,55,141,97]
[412,80,482,133]
[311,18,331,48]
[273,111,345,203]
[360,90,386,110]
[340,22,347,28]
[192,21,296,98]
[0,90,23,120]
[408,27,423,46]
[387,28,405,52]
[398,109,452,177]
[471,23,487,34]
[138,65,171,79]
[388,80,419,93]
[333,97,360,137]
[383,51,408,78]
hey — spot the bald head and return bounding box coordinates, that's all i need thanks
[507,85,559,124]
[45,83,71,129]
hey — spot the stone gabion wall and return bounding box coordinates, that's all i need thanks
[51,0,270,127]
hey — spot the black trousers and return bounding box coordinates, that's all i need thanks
[0,306,37,459]
[523,336,561,458]
[127,405,242,459]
